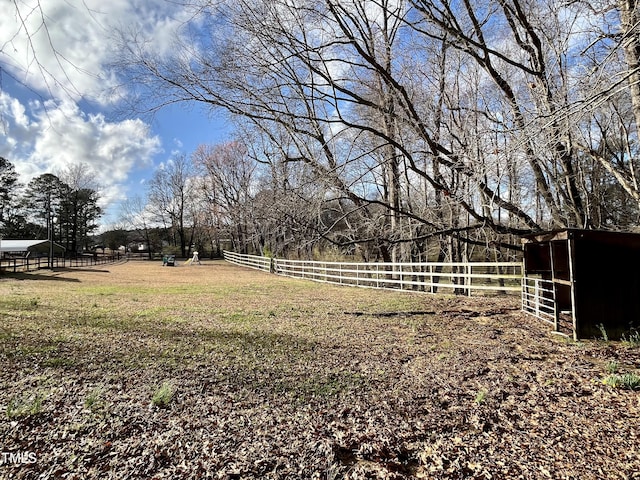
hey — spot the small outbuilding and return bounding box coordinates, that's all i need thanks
[521,229,640,340]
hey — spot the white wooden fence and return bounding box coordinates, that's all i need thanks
[223,250,522,296]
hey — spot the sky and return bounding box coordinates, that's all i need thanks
[0,0,232,229]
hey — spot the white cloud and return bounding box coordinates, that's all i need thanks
[0,0,201,227]
[0,92,161,208]
[0,1,230,231]
[0,0,190,105]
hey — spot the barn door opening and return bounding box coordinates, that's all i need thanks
[550,240,576,338]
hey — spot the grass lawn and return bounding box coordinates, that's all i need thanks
[0,260,638,479]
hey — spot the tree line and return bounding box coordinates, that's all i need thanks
[6,0,640,263]
[113,0,640,262]
[0,157,102,254]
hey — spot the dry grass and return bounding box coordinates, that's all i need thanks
[0,260,639,479]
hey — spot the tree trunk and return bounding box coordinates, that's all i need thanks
[620,0,640,133]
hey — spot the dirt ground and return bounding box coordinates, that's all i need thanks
[0,260,638,479]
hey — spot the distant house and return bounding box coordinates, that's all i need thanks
[0,239,65,258]
[127,240,149,253]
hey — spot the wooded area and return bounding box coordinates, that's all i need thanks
[112,0,640,262]
[3,0,640,263]
[0,158,102,254]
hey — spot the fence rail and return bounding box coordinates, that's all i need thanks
[0,255,121,273]
[222,251,273,272]
[223,251,522,296]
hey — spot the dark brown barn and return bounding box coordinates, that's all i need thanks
[521,229,640,340]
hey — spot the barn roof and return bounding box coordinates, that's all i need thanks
[0,239,65,254]
[521,228,640,245]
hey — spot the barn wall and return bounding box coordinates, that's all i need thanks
[523,229,640,340]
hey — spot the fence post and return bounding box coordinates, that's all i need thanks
[429,264,433,293]
[535,279,541,319]
[376,264,380,289]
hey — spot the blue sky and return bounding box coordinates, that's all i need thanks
[0,0,233,228]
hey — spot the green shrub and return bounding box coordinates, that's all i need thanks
[622,330,640,348]
[597,324,609,342]
[151,381,175,408]
[6,393,46,419]
[602,373,640,390]
[474,389,487,404]
[84,386,104,411]
[605,360,619,374]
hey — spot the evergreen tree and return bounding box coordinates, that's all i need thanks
[0,157,24,237]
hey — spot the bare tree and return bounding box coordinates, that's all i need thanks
[192,142,259,254]
[115,0,640,261]
[120,195,157,259]
[147,154,197,257]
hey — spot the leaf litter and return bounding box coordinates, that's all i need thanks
[0,261,638,479]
